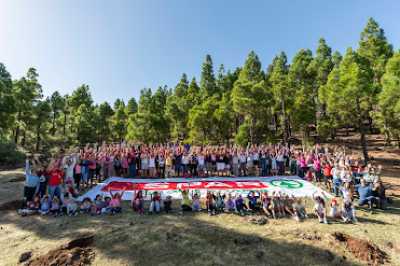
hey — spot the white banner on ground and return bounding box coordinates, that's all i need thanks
[78,176,332,201]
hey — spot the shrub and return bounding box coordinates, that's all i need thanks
[0,139,25,168]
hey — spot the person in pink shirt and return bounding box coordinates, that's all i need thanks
[108,187,125,215]
[313,156,322,182]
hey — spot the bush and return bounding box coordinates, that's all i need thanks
[0,140,25,168]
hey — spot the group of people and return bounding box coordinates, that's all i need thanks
[19,142,390,224]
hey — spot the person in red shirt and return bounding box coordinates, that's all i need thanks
[47,159,64,199]
[323,161,333,192]
[149,191,161,213]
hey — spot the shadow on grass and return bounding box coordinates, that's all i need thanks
[0,206,363,266]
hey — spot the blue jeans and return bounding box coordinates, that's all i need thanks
[48,185,60,199]
[129,164,136,178]
[333,180,342,196]
[81,166,89,182]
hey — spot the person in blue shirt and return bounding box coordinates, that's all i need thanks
[357,179,378,209]
[24,158,40,203]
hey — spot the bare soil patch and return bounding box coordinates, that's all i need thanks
[25,234,95,266]
[332,232,389,265]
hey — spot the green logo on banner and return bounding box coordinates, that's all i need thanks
[270,179,303,189]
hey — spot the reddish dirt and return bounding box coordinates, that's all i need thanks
[0,199,23,211]
[26,235,95,266]
[332,232,389,265]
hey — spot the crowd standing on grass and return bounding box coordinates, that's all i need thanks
[19,142,390,224]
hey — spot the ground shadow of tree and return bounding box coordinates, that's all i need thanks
[0,206,364,266]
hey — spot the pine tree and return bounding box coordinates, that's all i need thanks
[200,55,217,98]
[377,52,400,146]
[0,63,14,137]
[270,52,290,144]
[324,48,374,161]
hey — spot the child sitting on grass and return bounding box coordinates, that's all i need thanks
[292,196,307,222]
[50,196,61,216]
[101,196,112,214]
[192,193,201,211]
[342,200,357,223]
[63,193,78,216]
[80,197,93,214]
[149,191,161,214]
[313,193,328,224]
[132,190,144,214]
[235,194,246,216]
[163,195,172,213]
[225,193,236,212]
[18,195,41,216]
[39,194,51,215]
[92,194,106,215]
[109,188,125,215]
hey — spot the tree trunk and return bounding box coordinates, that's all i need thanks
[356,100,369,162]
[52,112,56,136]
[14,111,21,144]
[63,112,67,135]
[281,100,288,145]
[36,124,41,152]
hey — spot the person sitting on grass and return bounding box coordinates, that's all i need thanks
[63,193,78,216]
[149,191,161,214]
[292,196,307,222]
[18,194,41,216]
[261,192,273,217]
[313,193,328,224]
[180,189,192,212]
[109,188,125,215]
[92,194,106,215]
[341,200,357,223]
[80,197,93,214]
[246,191,259,212]
[50,196,61,216]
[235,194,246,216]
[215,192,225,213]
[192,193,201,212]
[282,194,294,217]
[206,191,216,215]
[102,196,112,214]
[163,195,172,213]
[225,193,236,212]
[132,190,144,214]
[39,194,51,215]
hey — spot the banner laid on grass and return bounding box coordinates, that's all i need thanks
[79,176,332,201]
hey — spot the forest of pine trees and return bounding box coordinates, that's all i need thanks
[1,18,399,162]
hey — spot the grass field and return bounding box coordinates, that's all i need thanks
[1,139,400,265]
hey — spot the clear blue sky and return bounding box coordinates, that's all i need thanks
[1,1,399,103]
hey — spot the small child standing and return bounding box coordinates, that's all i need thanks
[329,198,341,219]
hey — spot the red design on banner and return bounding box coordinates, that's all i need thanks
[101,180,269,191]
